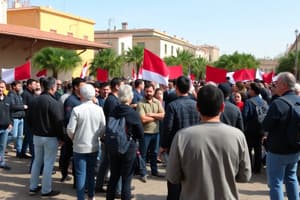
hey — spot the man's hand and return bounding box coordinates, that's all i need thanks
[7,124,13,131]
[58,140,65,147]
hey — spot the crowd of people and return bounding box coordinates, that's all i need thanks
[0,71,300,200]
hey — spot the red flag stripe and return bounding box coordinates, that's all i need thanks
[15,61,31,81]
[168,66,183,79]
[205,65,227,83]
[97,68,108,82]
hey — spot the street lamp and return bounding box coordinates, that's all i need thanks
[295,29,299,80]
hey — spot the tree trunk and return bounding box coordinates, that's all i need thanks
[53,70,58,79]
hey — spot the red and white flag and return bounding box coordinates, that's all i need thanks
[80,62,88,79]
[142,49,169,86]
[2,61,31,83]
[36,69,47,77]
[262,71,274,84]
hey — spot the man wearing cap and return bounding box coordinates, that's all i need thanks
[218,82,244,131]
[67,84,106,200]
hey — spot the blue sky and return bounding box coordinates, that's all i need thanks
[29,0,300,59]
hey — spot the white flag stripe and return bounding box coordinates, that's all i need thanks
[142,69,168,86]
[2,68,15,83]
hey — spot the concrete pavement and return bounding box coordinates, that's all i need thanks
[0,149,286,200]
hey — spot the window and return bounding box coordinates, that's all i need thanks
[164,44,167,55]
[171,46,174,55]
[137,42,145,48]
[121,42,125,54]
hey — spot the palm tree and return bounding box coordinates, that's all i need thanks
[175,49,195,75]
[164,56,181,66]
[164,49,195,75]
[90,48,125,78]
[32,47,82,78]
[214,51,259,71]
[277,52,298,74]
[191,57,208,79]
[125,45,144,78]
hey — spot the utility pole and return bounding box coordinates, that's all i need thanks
[295,29,299,80]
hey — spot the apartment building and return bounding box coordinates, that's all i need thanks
[95,22,219,61]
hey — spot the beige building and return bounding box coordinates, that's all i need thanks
[195,45,220,62]
[95,22,219,61]
[258,59,278,73]
[6,5,98,79]
[288,32,300,54]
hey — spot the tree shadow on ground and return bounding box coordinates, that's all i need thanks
[135,194,165,200]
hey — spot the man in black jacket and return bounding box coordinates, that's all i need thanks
[28,77,65,197]
[263,72,300,200]
[96,77,124,196]
[60,77,85,183]
[20,78,37,159]
[0,80,12,170]
[7,80,28,157]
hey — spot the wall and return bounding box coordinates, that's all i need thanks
[7,7,96,80]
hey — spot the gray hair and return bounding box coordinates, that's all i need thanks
[277,72,296,90]
[118,84,133,103]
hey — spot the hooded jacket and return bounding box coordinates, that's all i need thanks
[111,104,143,140]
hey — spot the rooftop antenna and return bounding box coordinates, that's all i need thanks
[107,18,115,45]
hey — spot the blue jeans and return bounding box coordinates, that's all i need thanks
[267,152,300,200]
[30,136,58,194]
[0,129,9,166]
[74,151,98,200]
[139,133,159,174]
[9,118,24,154]
[21,121,34,156]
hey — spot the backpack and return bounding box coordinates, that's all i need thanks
[279,96,300,150]
[105,116,132,154]
[249,98,268,124]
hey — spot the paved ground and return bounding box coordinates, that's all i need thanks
[0,149,287,200]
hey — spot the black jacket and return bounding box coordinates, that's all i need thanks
[64,93,81,125]
[21,88,35,121]
[0,95,12,129]
[8,90,25,118]
[221,99,244,132]
[263,91,300,154]
[28,92,65,140]
[103,93,120,119]
[111,104,144,140]
[162,96,200,149]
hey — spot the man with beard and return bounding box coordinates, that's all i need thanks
[137,83,165,179]
[7,81,28,158]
